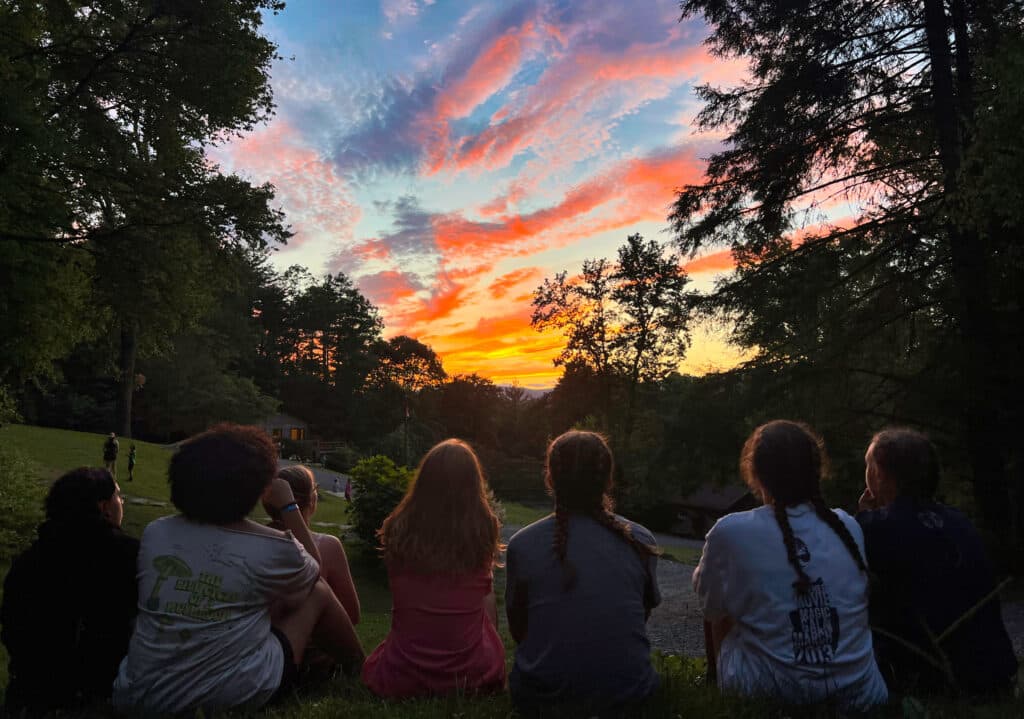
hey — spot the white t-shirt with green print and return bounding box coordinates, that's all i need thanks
[113,515,319,713]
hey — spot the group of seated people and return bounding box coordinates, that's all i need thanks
[0,421,1017,716]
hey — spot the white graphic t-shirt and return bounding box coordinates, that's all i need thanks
[113,515,319,713]
[693,504,887,710]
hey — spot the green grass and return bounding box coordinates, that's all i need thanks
[660,544,702,565]
[1,424,1021,718]
[501,501,551,528]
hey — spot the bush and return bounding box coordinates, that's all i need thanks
[347,455,412,548]
[0,445,45,561]
[0,385,21,428]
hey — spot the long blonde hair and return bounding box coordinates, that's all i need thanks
[378,439,502,575]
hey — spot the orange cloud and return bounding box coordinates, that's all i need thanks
[432,145,705,258]
[489,267,542,298]
[684,249,735,275]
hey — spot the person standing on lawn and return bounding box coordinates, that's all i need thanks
[857,428,1017,695]
[103,432,119,477]
[127,444,137,482]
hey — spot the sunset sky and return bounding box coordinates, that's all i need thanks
[212,0,754,388]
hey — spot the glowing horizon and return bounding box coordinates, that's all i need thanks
[210,0,754,389]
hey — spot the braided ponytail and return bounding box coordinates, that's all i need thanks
[774,503,813,595]
[553,505,577,590]
[810,495,867,574]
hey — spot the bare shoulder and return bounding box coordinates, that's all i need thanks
[235,519,288,539]
[316,532,346,556]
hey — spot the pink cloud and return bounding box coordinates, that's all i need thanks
[214,121,359,250]
[432,145,706,259]
[357,270,423,306]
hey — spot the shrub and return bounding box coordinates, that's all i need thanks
[347,455,412,548]
[0,445,45,561]
[0,385,22,428]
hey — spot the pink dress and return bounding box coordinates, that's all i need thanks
[361,565,506,698]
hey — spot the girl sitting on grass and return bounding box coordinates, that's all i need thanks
[2,468,137,715]
[693,420,887,710]
[362,439,505,698]
[505,430,661,714]
[263,465,360,623]
[113,424,364,714]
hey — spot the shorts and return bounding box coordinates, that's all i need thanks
[268,626,299,704]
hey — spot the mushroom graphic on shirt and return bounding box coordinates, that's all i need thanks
[147,555,192,610]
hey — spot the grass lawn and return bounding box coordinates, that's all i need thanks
[0,424,1020,717]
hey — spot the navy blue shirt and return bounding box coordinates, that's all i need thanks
[857,498,1017,694]
[505,514,660,709]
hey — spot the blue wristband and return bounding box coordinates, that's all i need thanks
[280,502,300,514]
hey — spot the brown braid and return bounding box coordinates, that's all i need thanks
[591,509,661,560]
[553,505,578,590]
[810,495,867,574]
[774,503,813,595]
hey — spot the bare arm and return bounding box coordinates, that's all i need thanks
[263,478,321,567]
[319,534,361,624]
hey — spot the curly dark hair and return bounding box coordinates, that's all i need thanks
[545,430,659,592]
[740,420,866,595]
[870,427,940,501]
[169,423,278,524]
[45,468,117,524]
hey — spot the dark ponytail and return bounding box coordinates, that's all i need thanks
[742,420,866,595]
[545,431,659,592]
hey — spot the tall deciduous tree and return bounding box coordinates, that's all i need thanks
[532,234,691,436]
[670,0,1024,559]
[1,1,291,436]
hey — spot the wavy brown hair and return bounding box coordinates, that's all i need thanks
[741,420,866,595]
[378,439,502,575]
[545,431,659,591]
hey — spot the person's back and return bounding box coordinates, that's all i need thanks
[695,504,886,706]
[856,428,1017,695]
[113,424,363,714]
[860,500,1016,692]
[114,516,318,711]
[2,468,138,714]
[361,439,505,698]
[506,431,661,714]
[693,421,886,712]
[365,564,504,697]
[506,513,660,707]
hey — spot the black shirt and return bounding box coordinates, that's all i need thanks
[857,497,1017,694]
[2,519,139,713]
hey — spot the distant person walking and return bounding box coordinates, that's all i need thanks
[333,477,340,494]
[103,433,119,478]
[344,478,352,502]
[127,444,137,482]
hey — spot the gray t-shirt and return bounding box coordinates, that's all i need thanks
[505,513,660,707]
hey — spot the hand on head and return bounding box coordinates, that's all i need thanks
[263,477,297,511]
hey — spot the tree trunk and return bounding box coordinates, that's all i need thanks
[117,320,138,438]
[923,0,1015,566]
